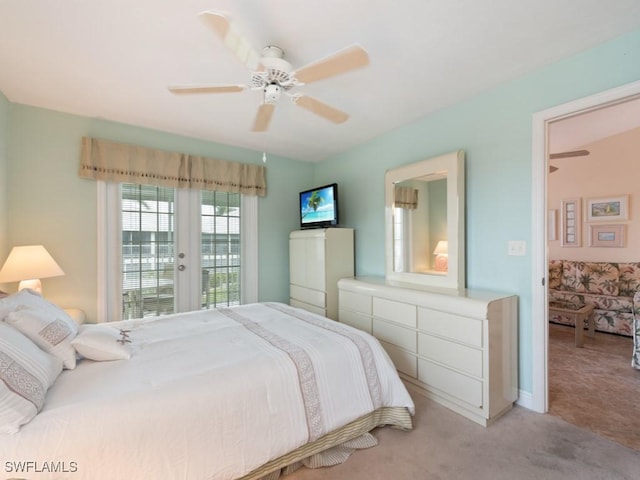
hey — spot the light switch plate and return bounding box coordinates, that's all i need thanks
[508,240,526,256]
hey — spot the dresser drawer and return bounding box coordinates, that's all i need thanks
[339,290,372,315]
[339,309,372,333]
[373,319,416,352]
[418,307,483,347]
[418,358,483,408]
[418,333,483,378]
[373,298,416,328]
[290,284,326,309]
[290,298,326,317]
[380,340,417,377]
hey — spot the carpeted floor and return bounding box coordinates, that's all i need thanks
[548,323,640,451]
[285,384,640,480]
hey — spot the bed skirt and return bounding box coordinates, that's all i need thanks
[241,406,413,480]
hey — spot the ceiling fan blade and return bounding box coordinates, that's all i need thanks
[549,149,590,160]
[252,103,275,132]
[293,95,349,124]
[168,84,246,95]
[294,45,369,84]
[199,11,260,71]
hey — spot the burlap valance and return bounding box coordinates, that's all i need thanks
[394,186,418,209]
[79,137,266,196]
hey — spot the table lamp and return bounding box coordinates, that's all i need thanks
[0,245,65,295]
[433,240,448,272]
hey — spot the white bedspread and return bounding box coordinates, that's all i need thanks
[0,303,414,480]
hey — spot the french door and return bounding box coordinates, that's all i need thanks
[97,182,257,323]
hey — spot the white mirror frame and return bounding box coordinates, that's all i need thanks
[385,150,466,290]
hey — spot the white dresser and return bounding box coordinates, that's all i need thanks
[338,276,518,426]
[289,228,354,320]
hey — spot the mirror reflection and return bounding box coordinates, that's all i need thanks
[385,150,465,290]
[392,175,448,274]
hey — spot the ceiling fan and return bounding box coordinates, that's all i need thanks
[549,149,590,160]
[548,149,590,173]
[168,11,370,132]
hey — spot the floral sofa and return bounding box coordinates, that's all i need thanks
[548,260,640,368]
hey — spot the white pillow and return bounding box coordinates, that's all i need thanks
[6,306,78,369]
[71,324,132,361]
[0,289,79,334]
[0,322,63,434]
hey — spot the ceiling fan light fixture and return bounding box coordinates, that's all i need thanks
[264,84,281,104]
[261,45,284,59]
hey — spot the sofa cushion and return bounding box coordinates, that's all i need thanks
[562,261,619,296]
[549,290,633,313]
[548,260,563,290]
[618,263,640,297]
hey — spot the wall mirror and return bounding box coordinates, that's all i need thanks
[385,150,465,290]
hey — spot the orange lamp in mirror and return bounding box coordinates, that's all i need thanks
[433,241,448,273]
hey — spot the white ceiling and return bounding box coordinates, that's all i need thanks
[1,0,640,162]
[549,96,640,154]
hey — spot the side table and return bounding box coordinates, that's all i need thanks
[549,301,595,347]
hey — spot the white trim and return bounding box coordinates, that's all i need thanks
[242,195,259,303]
[515,389,534,411]
[531,79,640,413]
[175,188,201,312]
[97,181,122,323]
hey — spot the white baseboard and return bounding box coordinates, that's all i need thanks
[516,389,535,411]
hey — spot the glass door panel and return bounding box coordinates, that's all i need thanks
[200,191,241,308]
[121,184,176,318]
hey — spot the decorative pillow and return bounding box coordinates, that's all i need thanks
[0,289,79,331]
[6,306,78,369]
[618,263,640,297]
[71,325,132,361]
[0,322,63,434]
[568,262,619,296]
[548,260,563,290]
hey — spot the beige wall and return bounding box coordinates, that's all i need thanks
[548,127,640,262]
[0,93,8,264]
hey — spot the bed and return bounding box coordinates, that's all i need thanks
[0,294,414,480]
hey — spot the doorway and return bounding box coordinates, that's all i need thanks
[96,181,258,323]
[531,79,640,413]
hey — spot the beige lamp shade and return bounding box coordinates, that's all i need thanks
[433,241,448,256]
[0,245,65,294]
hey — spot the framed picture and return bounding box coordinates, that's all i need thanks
[548,209,557,241]
[589,224,626,247]
[560,198,581,247]
[586,195,629,222]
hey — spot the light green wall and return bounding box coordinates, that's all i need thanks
[313,28,640,394]
[4,104,312,321]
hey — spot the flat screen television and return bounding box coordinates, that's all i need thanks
[299,183,339,229]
